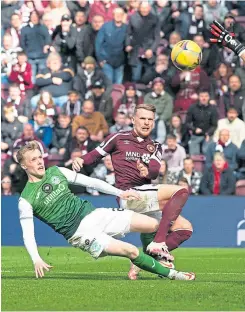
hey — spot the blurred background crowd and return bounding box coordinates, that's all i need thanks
[1,0,245,196]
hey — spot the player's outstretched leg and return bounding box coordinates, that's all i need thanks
[104,238,195,281]
[147,186,190,260]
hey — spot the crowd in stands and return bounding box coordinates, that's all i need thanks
[1,0,245,196]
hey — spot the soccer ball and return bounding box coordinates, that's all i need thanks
[171,40,202,71]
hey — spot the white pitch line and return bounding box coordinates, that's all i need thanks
[1,270,245,275]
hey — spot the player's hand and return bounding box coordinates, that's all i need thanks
[34,259,53,278]
[209,20,245,56]
[137,159,149,178]
[120,189,141,201]
[72,157,84,172]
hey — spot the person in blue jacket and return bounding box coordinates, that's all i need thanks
[95,7,127,84]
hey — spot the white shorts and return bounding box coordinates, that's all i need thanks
[120,184,160,213]
[68,208,134,259]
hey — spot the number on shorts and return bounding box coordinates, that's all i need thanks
[112,207,124,212]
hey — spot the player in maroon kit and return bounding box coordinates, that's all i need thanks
[73,104,193,279]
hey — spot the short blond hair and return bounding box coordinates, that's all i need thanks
[16,141,42,164]
[134,104,156,115]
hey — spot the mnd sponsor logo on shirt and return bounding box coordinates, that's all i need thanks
[125,151,141,161]
[44,183,66,205]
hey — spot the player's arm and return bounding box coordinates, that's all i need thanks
[72,133,118,172]
[137,144,162,179]
[18,198,53,278]
[58,167,141,200]
[210,20,245,61]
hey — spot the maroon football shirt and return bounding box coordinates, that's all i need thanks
[83,130,162,190]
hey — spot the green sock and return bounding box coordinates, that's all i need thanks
[132,250,170,277]
[140,232,157,253]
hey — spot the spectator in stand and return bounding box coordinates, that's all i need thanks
[177,177,190,192]
[200,152,236,195]
[151,159,178,185]
[87,80,113,126]
[1,107,23,153]
[225,2,245,16]
[237,139,245,180]
[89,0,118,23]
[151,115,167,145]
[162,134,186,173]
[161,31,181,57]
[142,53,176,96]
[6,13,22,48]
[9,51,34,97]
[44,0,70,28]
[187,90,218,155]
[124,0,140,22]
[11,123,48,165]
[1,0,21,31]
[223,75,245,120]
[20,10,51,83]
[96,7,127,84]
[144,77,173,125]
[51,114,72,156]
[61,90,82,117]
[223,13,245,43]
[76,15,105,63]
[175,4,208,40]
[29,110,53,148]
[235,59,245,91]
[206,129,238,171]
[213,107,245,149]
[2,83,32,123]
[1,33,22,84]
[37,90,58,121]
[203,0,227,26]
[172,67,210,112]
[210,63,233,107]
[32,52,74,108]
[177,158,202,195]
[1,176,16,196]
[73,56,112,100]
[126,1,160,82]
[20,0,36,27]
[217,46,239,69]
[64,126,97,175]
[72,100,109,142]
[113,82,143,124]
[73,10,87,33]
[87,155,115,195]
[193,34,219,76]
[168,114,190,152]
[52,14,77,70]
[3,147,28,194]
[151,0,173,40]
[110,112,132,134]
[42,12,55,36]
[67,0,90,20]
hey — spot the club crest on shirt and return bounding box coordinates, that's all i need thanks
[42,183,53,194]
[147,144,155,153]
[51,176,60,185]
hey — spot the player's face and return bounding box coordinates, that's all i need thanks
[22,149,45,178]
[132,109,155,138]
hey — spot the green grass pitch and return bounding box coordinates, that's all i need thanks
[2,247,245,311]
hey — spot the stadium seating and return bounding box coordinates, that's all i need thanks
[191,154,206,172]
[235,180,245,196]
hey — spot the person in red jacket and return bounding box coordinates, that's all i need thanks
[88,0,118,23]
[9,51,34,97]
